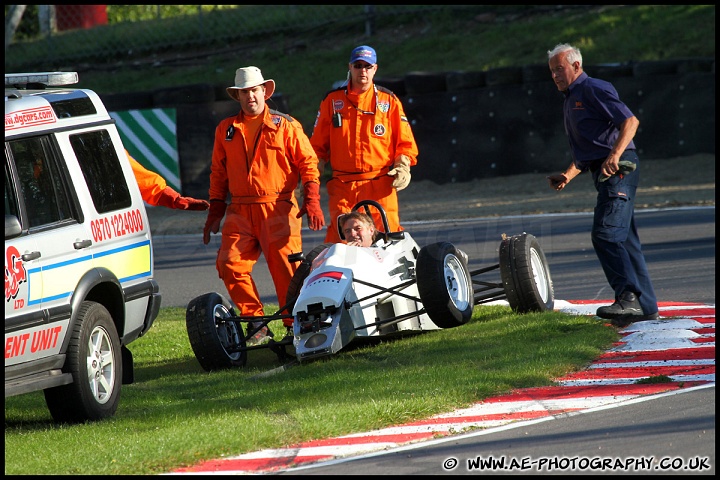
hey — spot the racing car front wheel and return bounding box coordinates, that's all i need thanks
[416,242,474,328]
[499,233,554,313]
[186,292,247,371]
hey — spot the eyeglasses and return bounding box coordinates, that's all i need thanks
[352,63,375,70]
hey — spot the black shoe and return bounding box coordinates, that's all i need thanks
[597,291,643,320]
[610,310,660,328]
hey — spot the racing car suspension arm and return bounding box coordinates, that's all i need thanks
[469,263,507,305]
[472,280,507,304]
[350,278,421,304]
[354,308,428,332]
[227,312,294,323]
[224,311,294,341]
[469,263,500,276]
[474,290,508,305]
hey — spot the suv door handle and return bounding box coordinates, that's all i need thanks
[74,239,92,249]
[22,251,41,261]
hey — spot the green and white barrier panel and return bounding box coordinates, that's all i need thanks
[110,108,181,192]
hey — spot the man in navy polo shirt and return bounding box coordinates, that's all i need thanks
[545,43,659,327]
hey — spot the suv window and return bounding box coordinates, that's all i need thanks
[71,130,132,213]
[5,154,20,219]
[46,90,97,118]
[8,137,73,228]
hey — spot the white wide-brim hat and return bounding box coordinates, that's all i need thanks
[226,66,275,102]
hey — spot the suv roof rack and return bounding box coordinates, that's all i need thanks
[5,72,79,89]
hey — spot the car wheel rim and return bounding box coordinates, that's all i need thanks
[444,254,471,310]
[530,248,549,302]
[213,304,243,360]
[86,325,115,405]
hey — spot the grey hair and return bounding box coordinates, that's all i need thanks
[547,43,583,67]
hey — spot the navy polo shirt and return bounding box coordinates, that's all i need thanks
[563,72,636,170]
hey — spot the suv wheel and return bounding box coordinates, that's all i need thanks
[44,301,122,423]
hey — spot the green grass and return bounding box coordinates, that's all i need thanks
[4,304,618,474]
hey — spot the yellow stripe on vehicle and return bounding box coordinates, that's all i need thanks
[27,240,152,305]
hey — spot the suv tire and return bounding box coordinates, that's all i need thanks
[44,301,122,423]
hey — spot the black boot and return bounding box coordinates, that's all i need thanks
[596,291,644,323]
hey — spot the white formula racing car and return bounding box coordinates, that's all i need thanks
[185,200,554,370]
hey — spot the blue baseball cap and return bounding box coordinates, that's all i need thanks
[349,45,377,65]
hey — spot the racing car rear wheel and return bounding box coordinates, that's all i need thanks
[416,242,474,328]
[499,233,554,313]
[285,243,334,313]
[186,292,247,371]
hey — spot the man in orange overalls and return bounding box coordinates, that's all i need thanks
[310,45,418,243]
[203,66,324,345]
[127,150,209,210]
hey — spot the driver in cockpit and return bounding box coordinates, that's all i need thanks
[338,211,379,247]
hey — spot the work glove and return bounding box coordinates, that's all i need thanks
[203,200,227,244]
[155,186,210,211]
[599,159,637,182]
[296,181,325,231]
[388,154,412,191]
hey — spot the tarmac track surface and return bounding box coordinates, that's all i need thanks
[168,300,715,475]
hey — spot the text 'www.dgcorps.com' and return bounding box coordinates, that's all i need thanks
[442,455,712,472]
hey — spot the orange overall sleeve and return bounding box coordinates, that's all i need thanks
[127,150,168,205]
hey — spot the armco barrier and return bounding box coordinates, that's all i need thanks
[100,58,714,198]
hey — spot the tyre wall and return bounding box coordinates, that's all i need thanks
[399,58,715,184]
[101,58,714,195]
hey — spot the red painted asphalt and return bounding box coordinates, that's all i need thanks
[170,301,715,475]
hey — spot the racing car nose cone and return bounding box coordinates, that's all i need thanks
[305,333,327,348]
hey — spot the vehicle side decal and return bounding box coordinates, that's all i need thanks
[5,246,27,304]
[306,271,344,287]
[20,240,151,307]
[5,322,68,363]
[5,106,57,130]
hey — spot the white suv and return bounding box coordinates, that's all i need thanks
[5,72,161,423]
